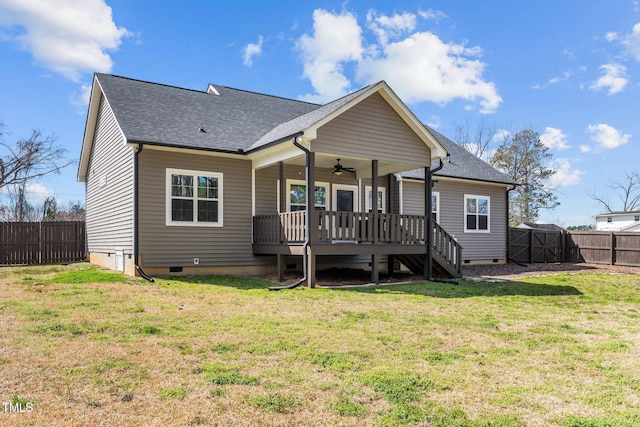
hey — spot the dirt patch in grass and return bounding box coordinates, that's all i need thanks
[464,262,640,279]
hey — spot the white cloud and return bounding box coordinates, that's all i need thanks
[418,9,447,22]
[547,158,584,188]
[243,35,264,67]
[367,11,416,46]
[0,0,130,81]
[69,83,92,106]
[589,63,628,95]
[548,70,573,85]
[580,145,592,153]
[587,123,631,149]
[296,8,502,112]
[296,9,364,103]
[622,22,640,61]
[494,128,512,143]
[540,127,570,150]
[357,31,501,112]
[25,182,55,206]
[605,32,618,42]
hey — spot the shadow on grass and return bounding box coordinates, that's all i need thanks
[157,274,275,290]
[332,280,583,298]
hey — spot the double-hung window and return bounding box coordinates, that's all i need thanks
[464,195,489,232]
[166,168,223,226]
[287,179,328,211]
[365,186,386,213]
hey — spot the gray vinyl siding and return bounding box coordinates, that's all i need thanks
[401,178,508,261]
[85,96,134,254]
[254,164,367,214]
[137,150,262,267]
[312,93,431,164]
[255,165,278,215]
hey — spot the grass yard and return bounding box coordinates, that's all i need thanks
[0,263,639,426]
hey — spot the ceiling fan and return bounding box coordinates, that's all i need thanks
[333,159,356,176]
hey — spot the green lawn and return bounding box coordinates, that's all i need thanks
[0,263,639,426]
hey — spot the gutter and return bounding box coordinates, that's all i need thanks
[133,144,154,282]
[269,136,310,291]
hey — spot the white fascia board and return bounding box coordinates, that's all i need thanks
[248,141,308,170]
[77,76,104,182]
[126,142,247,160]
[399,174,515,189]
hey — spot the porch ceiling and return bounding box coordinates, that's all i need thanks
[285,153,427,179]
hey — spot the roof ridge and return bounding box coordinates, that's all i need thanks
[96,73,211,95]
[212,84,322,107]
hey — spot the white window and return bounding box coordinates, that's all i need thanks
[607,217,613,223]
[365,186,386,213]
[635,215,640,222]
[431,192,440,223]
[286,179,328,212]
[166,168,223,226]
[464,195,490,233]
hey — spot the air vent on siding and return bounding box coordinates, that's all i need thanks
[207,84,220,95]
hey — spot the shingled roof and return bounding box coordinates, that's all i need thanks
[397,127,517,186]
[95,74,321,152]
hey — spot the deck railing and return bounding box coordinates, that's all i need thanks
[253,211,428,244]
[432,220,462,274]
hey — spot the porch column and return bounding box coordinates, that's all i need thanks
[277,161,285,282]
[306,151,316,288]
[371,160,379,284]
[387,174,395,276]
[424,165,432,280]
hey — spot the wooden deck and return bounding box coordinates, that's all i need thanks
[253,211,462,277]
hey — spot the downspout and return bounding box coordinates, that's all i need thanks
[269,135,309,291]
[426,158,446,281]
[134,144,154,282]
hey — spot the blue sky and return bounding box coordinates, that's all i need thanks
[1,0,639,226]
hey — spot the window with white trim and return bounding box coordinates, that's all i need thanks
[431,192,440,223]
[286,179,328,212]
[464,195,489,232]
[166,169,223,226]
[365,186,386,213]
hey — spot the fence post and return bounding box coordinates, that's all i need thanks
[610,232,616,265]
[529,229,534,264]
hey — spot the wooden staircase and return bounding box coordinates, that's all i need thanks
[396,221,463,278]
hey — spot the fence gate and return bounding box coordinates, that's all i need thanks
[0,221,86,265]
[531,231,563,263]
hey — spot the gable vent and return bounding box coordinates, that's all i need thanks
[207,84,220,95]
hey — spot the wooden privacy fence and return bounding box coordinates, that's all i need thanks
[509,228,640,267]
[0,221,86,265]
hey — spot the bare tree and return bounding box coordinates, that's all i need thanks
[57,200,86,221]
[591,171,640,213]
[7,182,38,222]
[453,117,498,160]
[0,122,72,190]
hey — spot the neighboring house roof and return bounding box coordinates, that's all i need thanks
[516,222,564,231]
[396,127,518,186]
[595,210,640,218]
